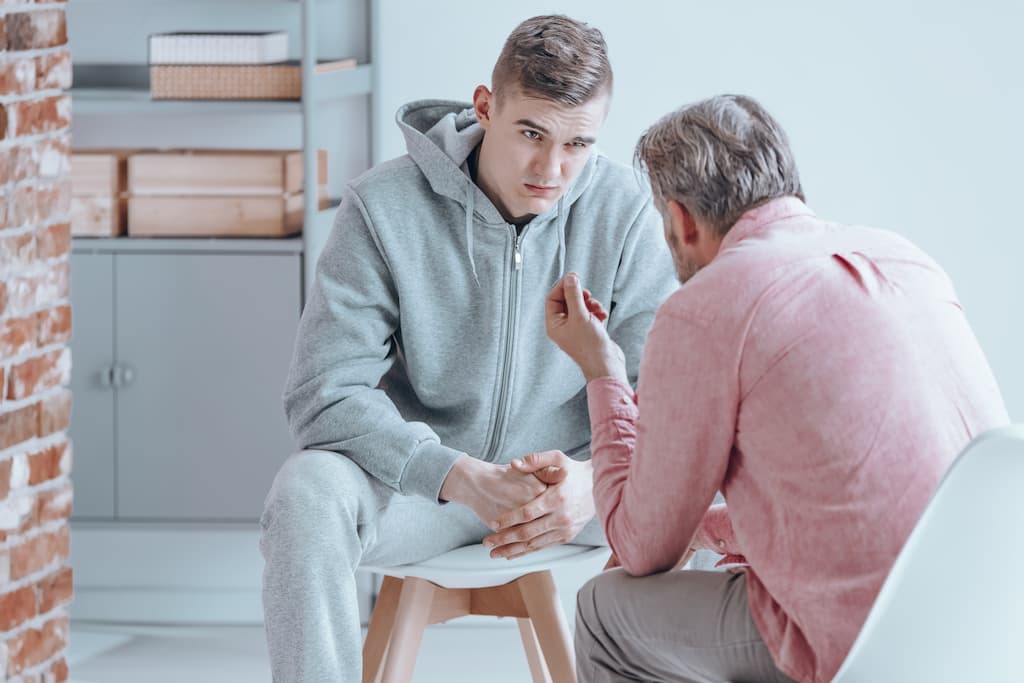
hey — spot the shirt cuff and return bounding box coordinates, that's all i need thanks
[398,440,464,503]
[586,376,638,424]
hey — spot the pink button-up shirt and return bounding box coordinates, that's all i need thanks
[587,197,1009,683]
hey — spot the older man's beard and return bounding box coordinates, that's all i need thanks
[667,229,701,284]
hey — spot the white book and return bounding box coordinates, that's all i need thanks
[148,31,289,65]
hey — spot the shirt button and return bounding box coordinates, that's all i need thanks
[717,539,726,548]
[620,395,631,405]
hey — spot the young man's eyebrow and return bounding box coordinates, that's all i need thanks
[515,118,597,144]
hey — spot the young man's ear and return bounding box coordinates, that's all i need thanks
[473,85,494,130]
[667,199,700,246]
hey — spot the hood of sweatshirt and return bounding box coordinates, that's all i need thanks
[396,99,599,284]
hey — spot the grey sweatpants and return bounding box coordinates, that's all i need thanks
[259,449,611,682]
[576,568,798,683]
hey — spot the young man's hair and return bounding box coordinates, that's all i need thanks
[635,94,805,237]
[492,15,613,106]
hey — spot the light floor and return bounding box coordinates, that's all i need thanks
[68,620,537,683]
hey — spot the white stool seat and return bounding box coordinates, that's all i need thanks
[363,543,609,588]
[361,543,610,683]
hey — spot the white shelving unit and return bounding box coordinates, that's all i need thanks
[67,0,376,625]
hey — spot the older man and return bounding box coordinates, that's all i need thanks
[527,95,1008,682]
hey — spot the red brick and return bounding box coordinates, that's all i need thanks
[10,181,71,228]
[0,281,7,316]
[1,488,36,536]
[0,366,5,403]
[48,656,69,683]
[0,403,38,450]
[6,348,69,400]
[27,441,66,485]
[0,103,8,140]
[5,261,70,315]
[0,147,10,184]
[36,566,71,614]
[36,223,69,260]
[13,94,70,137]
[5,10,67,51]
[4,614,68,677]
[0,459,11,498]
[35,50,70,91]
[0,230,35,273]
[10,525,69,581]
[0,585,37,631]
[0,315,36,357]
[35,481,71,525]
[0,57,35,96]
[15,136,70,182]
[37,389,70,437]
[0,16,6,52]
[36,304,71,345]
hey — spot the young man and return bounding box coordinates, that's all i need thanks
[534,95,1009,683]
[258,15,677,682]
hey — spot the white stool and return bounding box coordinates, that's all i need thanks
[361,543,610,683]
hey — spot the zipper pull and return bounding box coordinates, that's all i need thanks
[513,234,523,270]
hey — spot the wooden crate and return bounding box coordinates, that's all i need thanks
[128,194,307,238]
[127,149,327,196]
[126,149,329,237]
[71,150,131,237]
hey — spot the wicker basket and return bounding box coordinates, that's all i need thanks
[149,59,355,100]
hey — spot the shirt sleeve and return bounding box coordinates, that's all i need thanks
[587,306,740,576]
[695,504,746,566]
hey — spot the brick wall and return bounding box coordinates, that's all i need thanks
[0,1,73,682]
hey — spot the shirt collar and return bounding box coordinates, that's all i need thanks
[718,196,815,252]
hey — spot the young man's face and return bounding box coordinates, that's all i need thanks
[473,85,609,223]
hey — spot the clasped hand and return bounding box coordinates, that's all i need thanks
[483,450,595,560]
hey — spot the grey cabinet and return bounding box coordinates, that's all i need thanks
[70,242,302,521]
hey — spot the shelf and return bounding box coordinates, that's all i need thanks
[72,236,305,254]
[71,64,372,115]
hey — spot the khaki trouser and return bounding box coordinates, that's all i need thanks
[576,568,799,683]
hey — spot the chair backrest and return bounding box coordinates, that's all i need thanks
[832,424,1024,682]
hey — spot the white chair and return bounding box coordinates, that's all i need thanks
[832,424,1024,682]
[360,543,609,683]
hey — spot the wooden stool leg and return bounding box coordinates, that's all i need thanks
[381,577,436,683]
[518,571,576,683]
[518,617,554,683]
[362,576,403,683]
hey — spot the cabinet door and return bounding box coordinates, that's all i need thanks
[115,253,301,520]
[69,253,117,519]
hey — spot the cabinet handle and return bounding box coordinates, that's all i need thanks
[97,366,114,388]
[111,364,136,388]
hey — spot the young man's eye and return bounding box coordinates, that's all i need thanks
[570,141,589,149]
[523,130,541,140]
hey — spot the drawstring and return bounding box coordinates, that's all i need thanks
[465,184,566,288]
[555,194,568,282]
[465,186,480,286]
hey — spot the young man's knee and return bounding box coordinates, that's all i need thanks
[263,450,371,530]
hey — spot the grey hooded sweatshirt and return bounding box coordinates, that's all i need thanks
[283,100,677,502]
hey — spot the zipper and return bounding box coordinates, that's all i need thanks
[482,226,524,462]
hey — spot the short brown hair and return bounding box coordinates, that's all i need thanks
[635,94,804,237]
[492,15,613,106]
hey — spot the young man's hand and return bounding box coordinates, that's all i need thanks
[482,450,596,559]
[439,455,547,526]
[545,272,628,385]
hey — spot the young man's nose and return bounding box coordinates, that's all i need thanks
[532,147,562,182]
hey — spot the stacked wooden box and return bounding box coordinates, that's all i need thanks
[70,150,131,236]
[127,149,328,237]
[70,149,327,237]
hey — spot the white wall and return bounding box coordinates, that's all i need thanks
[376,0,1024,419]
